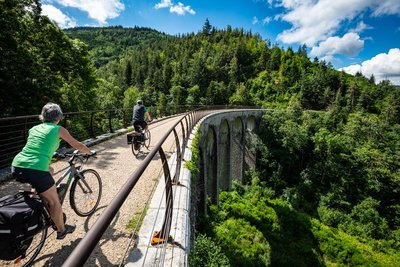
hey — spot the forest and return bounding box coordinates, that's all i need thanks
[1,1,399,266]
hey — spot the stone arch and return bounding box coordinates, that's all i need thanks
[205,126,218,204]
[197,147,206,214]
[244,115,258,175]
[247,115,256,132]
[218,119,230,191]
[231,117,244,183]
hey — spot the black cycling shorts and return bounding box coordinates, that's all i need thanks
[133,120,147,132]
[11,166,55,193]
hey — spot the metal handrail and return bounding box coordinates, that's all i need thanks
[1,105,255,265]
[0,106,199,170]
[61,108,212,266]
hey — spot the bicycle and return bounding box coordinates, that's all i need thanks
[2,150,102,267]
[131,124,151,157]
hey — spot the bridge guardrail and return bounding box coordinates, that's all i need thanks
[1,105,258,265]
[61,108,216,266]
[0,105,198,171]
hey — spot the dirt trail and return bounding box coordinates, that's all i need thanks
[0,115,184,267]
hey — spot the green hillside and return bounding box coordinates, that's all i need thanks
[65,26,170,67]
[1,2,399,265]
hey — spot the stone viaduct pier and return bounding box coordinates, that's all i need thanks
[130,109,265,266]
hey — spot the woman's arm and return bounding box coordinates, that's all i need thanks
[58,127,92,155]
[145,111,152,122]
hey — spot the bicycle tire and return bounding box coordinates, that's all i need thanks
[144,129,151,149]
[11,213,48,267]
[131,136,141,157]
[70,169,102,216]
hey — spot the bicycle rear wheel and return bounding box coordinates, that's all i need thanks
[11,213,47,267]
[131,136,141,157]
[144,129,151,149]
[70,169,102,216]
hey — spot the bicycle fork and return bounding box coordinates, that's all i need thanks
[75,172,93,194]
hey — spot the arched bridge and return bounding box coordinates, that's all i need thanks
[196,110,263,208]
[0,107,265,267]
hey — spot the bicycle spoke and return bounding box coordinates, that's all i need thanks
[70,169,102,216]
[77,177,93,194]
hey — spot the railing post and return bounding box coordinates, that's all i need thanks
[23,117,28,142]
[123,110,127,129]
[109,110,113,133]
[180,120,186,147]
[184,115,189,137]
[151,147,173,245]
[90,112,96,138]
[191,112,195,128]
[172,128,181,185]
[180,119,187,162]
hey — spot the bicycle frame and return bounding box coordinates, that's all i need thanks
[56,164,96,208]
[55,165,78,205]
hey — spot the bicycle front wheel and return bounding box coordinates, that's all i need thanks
[70,169,102,216]
[144,129,151,149]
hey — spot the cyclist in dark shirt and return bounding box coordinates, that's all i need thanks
[132,100,151,132]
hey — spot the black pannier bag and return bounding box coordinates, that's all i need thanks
[0,193,44,260]
[127,133,133,144]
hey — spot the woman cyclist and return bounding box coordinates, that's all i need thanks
[11,103,94,239]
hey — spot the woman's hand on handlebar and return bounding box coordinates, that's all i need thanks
[53,149,97,159]
[83,150,97,159]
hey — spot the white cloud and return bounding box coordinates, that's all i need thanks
[154,0,195,16]
[272,0,400,46]
[252,16,259,25]
[171,2,195,15]
[155,0,172,9]
[350,21,372,34]
[263,16,272,25]
[54,0,124,24]
[340,48,400,85]
[42,4,77,28]
[320,55,334,63]
[276,0,370,46]
[310,32,364,57]
[372,0,400,16]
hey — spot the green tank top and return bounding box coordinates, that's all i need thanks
[12,122,61,171]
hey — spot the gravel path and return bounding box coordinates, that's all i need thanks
[0,115,184,267]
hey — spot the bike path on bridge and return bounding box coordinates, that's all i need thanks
[0,115,184,267]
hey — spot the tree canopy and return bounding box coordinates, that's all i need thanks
[1,6,399,265]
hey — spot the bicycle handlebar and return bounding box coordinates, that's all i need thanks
[53,150,97,161]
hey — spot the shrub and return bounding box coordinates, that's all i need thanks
[189,233,230,267]
[339,197,389,239]
[215,218,271,266]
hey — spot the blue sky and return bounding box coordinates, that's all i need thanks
[42,0,400,84]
